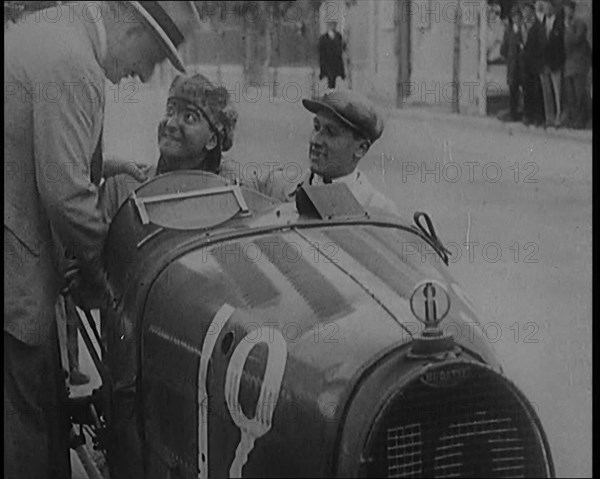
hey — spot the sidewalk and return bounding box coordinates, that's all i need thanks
[387,106,593,143]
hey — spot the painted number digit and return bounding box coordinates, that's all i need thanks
[198,305,288,478]
[225,327,287,478]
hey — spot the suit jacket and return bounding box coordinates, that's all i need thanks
[318,31,345,81]
[501,24,524,85]
[258,168,400,217]
[564,17,591,77]
[542,13,566,71]
[4,2,109,345]
[520,19,545,77]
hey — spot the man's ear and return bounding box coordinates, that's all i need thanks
[205,132,218,151]
[353,139,371,161]
[124,23,147,42]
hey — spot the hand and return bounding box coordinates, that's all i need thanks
[103,157,151,182]
[63,263,114,311]
[61,258,82,296]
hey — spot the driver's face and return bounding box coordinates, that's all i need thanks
[308,112,363,180]
[158,98,215,165]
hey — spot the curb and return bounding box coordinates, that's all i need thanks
[387,106,592,143]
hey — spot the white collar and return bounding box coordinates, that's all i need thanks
[310,170,359,185]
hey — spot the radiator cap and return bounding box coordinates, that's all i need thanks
[408,280,461,358]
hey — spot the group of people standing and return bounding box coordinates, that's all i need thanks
[501,0,592,129]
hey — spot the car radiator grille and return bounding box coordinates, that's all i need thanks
[364,363,550,478]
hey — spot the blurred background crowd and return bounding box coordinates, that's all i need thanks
[487,0,592,129]
[5,0,593,131]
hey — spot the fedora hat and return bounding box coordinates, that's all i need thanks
[128,1,200,73]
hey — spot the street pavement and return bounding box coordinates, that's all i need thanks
[72,79,592,477]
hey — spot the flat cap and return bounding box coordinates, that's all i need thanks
[302,90,384,143]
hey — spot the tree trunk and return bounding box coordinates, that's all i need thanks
[243,1,269,85]
[452,4,462,114]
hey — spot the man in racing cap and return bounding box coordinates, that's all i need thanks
[101,72,243,219]
[259,89,400,216]
[4,2,199,477]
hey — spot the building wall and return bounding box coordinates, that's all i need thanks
[346,0,399,106]
[406,0,484,114]
[346,0,485,114]
[407,0,456,109]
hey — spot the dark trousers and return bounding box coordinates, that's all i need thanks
[539,67,563,126]
[4,327,71,479]
[64,294,80,371]
[522,73,545,125]
[564,73,590,128]
[508,82,522,120]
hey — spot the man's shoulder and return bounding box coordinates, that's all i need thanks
[100,171,147,220]
[219,157,242,179]
[5,12,100,82]
[256,166,306,202]
[353,170,400,216]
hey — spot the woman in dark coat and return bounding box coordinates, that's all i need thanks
[501,6,525,121]
[319,20,346,90]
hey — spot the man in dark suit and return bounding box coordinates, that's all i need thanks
[520,2,546,126]
[501,6,525,121]
[319,20,346,89]
[539,0,566,127]
[562,0,592,128]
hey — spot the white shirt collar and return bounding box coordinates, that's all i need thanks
[310,170,359,186]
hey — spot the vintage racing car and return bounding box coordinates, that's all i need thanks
[69,170,555,478]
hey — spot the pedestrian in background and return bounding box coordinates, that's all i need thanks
[535,0,546,23]
[520,2,546,127]
[501,6,525,121]
[562,0,592,129]
[318,20,346,90]
[539,0,566,127]
[487,3,506,64]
